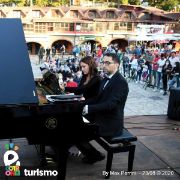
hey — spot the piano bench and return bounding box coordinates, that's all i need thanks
[96,129,137,179]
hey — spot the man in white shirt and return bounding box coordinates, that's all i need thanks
[169,50,180,67]
[156,53,166,90]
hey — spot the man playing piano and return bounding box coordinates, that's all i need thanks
[78,53,129,164]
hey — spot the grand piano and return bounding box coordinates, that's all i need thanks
[0,19,84,180]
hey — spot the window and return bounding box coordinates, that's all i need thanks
[32,10,41,18]
[69,23,75,31]
[123,12,132,20]
[79,23,94,32]
[70,10,78,18]
[54,23,69,32]
[34,22,46,33]
[47,23,53,31]
[106,11,116,19]
[113,22,132,31]
[61,23,69,31]
[127,22,132,31]
[88,10,99,19]
[23,24,34,32]
[52,10,61,17]
[114,22,119,30]
[81,23,88,31]
[139,13,151,20]
[96,23,103,32]
[88,24,94,31]
[13,10,21,18]
[54,23,61,31]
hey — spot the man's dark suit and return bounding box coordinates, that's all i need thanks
[87,71,129,137]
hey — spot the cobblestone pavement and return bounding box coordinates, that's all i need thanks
[124,82,169,116]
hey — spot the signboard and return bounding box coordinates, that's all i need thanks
[84,36,96,40]
[136,24,165,35]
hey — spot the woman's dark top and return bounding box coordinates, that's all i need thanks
[162,63,172,75]
[65,75,102,99]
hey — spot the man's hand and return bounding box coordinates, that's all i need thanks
[80,96,85,101]
[82,105,88,115]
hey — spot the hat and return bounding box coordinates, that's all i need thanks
[171,50,176,53]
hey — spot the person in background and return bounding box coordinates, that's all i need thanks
[156,53,166,91]
[136,55,144,83]
[152,54,160,91]
[38,46,45,64]
[65,74,78,88]
[162,59,172,95]
[73,71,82,85]
[51,46,56,57]
[169,50,180,68]
[169,61,180,89]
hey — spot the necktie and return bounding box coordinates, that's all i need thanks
[99,75,111,93]
[99,77,110,93]
[103,77,110,89]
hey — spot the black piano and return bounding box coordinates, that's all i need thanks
[0,19,84,180]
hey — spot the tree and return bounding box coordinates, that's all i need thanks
[119,0,128,5]
[33,0,48,6]
[16,0,26,6]
[128,0,141,5]
[148,0,179,12]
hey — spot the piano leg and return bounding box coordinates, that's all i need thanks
[57,145,69,180]
[40,144,47,166]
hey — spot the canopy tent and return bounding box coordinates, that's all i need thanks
[128,35,153,41]
[153,40,169,44]
[173,34,180,40]
[128,34,179,42]
[152,34,177,41]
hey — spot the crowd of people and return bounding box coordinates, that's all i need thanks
[121,46,180,95]
[38,43,180,96]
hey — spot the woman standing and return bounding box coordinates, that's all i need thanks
[162,59,172,95]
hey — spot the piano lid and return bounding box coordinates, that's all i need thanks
[0,19,38,105]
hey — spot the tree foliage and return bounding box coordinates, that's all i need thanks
[128,0,141,5]
[34,0,48,7]
[119,0,128,5]
[0,0,179,11]
[147,0,179,12]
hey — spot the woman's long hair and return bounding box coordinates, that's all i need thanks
[175,62,180,73]
[80,56,98,78]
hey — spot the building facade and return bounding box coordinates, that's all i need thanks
[0,5,179,54]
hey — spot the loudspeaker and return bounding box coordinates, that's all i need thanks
[167,87,180,120]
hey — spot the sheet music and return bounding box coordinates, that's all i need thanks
[46,94,82,102]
